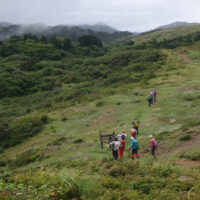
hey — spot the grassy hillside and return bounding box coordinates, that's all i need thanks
[120,24,200,45]
[0,35,200,199]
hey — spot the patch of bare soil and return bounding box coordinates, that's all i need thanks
[93,107,117,125]
[178,53,193,64]
[176,160,200,167]
[158,132,200,157]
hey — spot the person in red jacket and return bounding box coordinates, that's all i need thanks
[119,135,126,158]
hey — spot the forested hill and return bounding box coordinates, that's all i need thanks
[0,23,133,43]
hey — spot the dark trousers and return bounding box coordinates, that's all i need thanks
[135,127,138,134]
[148,100,151,107]
[151,147,156,157]
[132,149,139,159]
[132,149,138,154]
[112,150,118,160]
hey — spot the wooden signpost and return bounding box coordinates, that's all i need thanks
[100,132,115,148]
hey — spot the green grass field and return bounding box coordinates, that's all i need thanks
[1,40,200,199]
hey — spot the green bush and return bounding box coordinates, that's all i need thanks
[0,117,44,149]
[180,152,200,161]
[47,137,67,146]
[96,100,104,107]
[61,116,68,121]
[73,138,84,143]
[179,134,191,141]
[41,115,48,123]
[7,149,43,168]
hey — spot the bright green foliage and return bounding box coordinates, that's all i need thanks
[0,31,200,200]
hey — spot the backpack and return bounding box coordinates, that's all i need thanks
[131,139,139,150]
[152,139,157,148]
[134,121,139,127]
[147,95,152,101]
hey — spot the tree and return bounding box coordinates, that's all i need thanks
[40,35,47,43]
[128,40,135,46]
[62,37,72,50]
[49,36,62,49]
[78,35,103,48]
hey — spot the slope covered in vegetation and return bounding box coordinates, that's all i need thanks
[0,32,200,199]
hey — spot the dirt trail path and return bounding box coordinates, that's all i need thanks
[158,129,200,167]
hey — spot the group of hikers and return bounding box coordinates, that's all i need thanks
[147,89,158,107]
[109,119,158,160]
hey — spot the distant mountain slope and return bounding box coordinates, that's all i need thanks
[155,21,199,30]
[0,22,132,43]
[126,24,200,44]
[78,22,118,33]
[0,21,12,27]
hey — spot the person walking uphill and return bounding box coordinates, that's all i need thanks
[131,137,139,159]
[149,135,158,158]
[132,119,140,134]
[119,135,126,158]
[153,89,158,102]
[131,127,137,138]
[110,138,121,160]
[147,94,153,107]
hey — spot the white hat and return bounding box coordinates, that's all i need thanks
[131,136,135,140]
[149,135,153,138]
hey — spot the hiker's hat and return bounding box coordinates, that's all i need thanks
[149,135,153,138]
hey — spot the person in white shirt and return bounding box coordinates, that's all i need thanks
[110,138,120,160]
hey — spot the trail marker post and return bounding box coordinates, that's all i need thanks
[100,132,115,148]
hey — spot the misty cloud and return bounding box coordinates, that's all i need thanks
[0,0,200,31]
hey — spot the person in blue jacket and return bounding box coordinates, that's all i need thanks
[131,136,140,159]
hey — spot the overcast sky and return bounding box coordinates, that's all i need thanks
[0,0,200,32]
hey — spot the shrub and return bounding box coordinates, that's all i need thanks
[180,152,200,161]
[183,92,196,101]
[41,115,48,123]
[73,138,84,143]
[109,166,126,177]
[8,149,42,168]
[179,134,191,141]
[61,116,68,121]
[5,117,44,148]
[47,137,67,146]
[96,100,104,107]
[0,160,6,167]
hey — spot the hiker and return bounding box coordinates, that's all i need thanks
[131,127,137,138]
[119,135,126,158]
[153,89,158,102]
[117,131,127,141]
[150,92,154,104]
[147,94,153,107]
[110,137,121,160]
[149,135,158,158]
[131,137,139,159]
[132,119,140,134]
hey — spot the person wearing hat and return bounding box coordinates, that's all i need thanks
[149,135,158,158]
[119,135,126,158]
